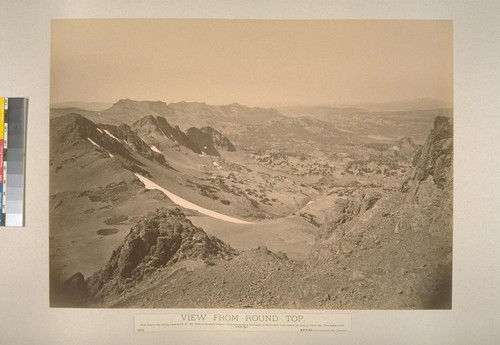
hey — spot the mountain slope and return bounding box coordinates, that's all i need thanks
[51,113,169,172]
[308,115,453,308]
[50,113,181,294]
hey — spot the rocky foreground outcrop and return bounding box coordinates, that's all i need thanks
[403,115,453,190]
[59,208,236,305]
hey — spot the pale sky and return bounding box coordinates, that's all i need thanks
[51,19,452,107]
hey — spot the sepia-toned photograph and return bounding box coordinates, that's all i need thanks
[49,19,453,309]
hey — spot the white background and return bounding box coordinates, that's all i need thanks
[1,1,499,344]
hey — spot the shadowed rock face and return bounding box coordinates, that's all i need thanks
[155,116,202,154]
[86,208,236,299]
[186,126,236,156]
[405,116,453,190]
[200,126,237,152]
[132,114,237,156]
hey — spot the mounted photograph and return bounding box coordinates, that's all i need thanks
[50,19,453,309]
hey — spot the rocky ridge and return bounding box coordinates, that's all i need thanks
[132,115,237,156]
[51,113,168,170]
[84,208,236,301]
[132,115,202,153]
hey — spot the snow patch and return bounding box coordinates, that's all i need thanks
[133,173,252,224]
[366,134,393,141]
[103,129,120,141]
[87,138,115,158]
[87,138,102,148]
[159,128,175,142]
[96,128,103,134]
[150,145,161,153]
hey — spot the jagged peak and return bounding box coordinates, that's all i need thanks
[85,207,235,299]
[402,115,453,191]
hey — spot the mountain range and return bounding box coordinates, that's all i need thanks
[83,99,284,127]
[50,97,453,309]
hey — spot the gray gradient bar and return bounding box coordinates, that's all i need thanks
[5,98,27,227]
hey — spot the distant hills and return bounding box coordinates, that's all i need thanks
[352,98,451,112]
[278,98,451,117]
[51,101,113,112]
[51,97,451,124]
[53,99,284,126]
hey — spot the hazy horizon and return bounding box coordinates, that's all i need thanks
[51,19,452,108]
[50,96,452,110]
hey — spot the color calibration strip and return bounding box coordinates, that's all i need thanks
[0,97,27,227]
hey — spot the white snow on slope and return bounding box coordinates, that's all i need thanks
[103,129,120,141]
[87,138,102,148]
[134,173,252,224]
[150,145,161,153]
